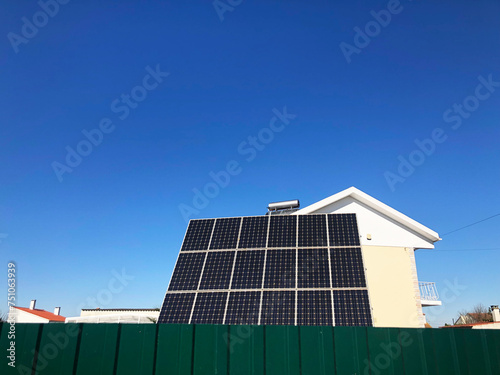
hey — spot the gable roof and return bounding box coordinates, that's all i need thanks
[294,187,440,243]
[14,307,66,322]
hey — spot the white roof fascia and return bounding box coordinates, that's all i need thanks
[294,187,441,243]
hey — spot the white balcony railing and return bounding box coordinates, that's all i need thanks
[419,282,441,306]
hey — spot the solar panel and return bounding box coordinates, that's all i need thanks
[328,214,360,246]
[159,293,195,323]
[297,248,330,288]
[191,292,227,324]
[168,252,206,291]
[298,215,327,247]
[160,213,372,326]
[261,291,295,325]
[224,291,261,324]
[238,216,268,248]
[199,251,235,290]
[330,247,366,288]
[297,290,333,326]
[264,249,296,288]
[230,250,265,289]
[210,217,241,250]
[333,290,372,326]
[268,215,296,248]
[181,219,215,251]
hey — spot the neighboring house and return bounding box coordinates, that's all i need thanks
[8,300,65,323]
[454,312,492,325]
[293,187,442,328]
[65,308,160,323]
[445,306,500,329]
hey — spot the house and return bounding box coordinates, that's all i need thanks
[160,186,441,328]
[8,300,65,323]
[65,308,160,323]
[445,305,500,329]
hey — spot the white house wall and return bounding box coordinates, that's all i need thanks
[304,196,435,249]
[8,309,49,323]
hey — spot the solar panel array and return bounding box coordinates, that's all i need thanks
[159,213,372,326]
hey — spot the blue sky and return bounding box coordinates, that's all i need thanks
[0,0,499,327]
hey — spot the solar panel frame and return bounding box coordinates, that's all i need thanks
[224,291,261,325]
[199,251,235,290]
[230,250,265,289]
[297,248,331,288]
[328,213,361,246]
[168,252,206,291]
[333,289,372,326]
[238,216,269,249]
[181,219,215,251]
[297,290,333,326]
[298,214,328,247]
[264,249,296,288]
[330,247,366,288]
[209,217,242,250]
[158,293,195,323]
[260,291,295,325]
[190,292,228,324]
[268,215,297,248]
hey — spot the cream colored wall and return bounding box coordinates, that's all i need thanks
[362,245,423,328]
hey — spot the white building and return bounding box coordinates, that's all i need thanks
[8,300,65,323]
[294,187,442,328]
[65,308,160,323]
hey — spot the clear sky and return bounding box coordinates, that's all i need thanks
[1,0,499,327]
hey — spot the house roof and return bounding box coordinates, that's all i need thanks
[442,321,499,328]
[294,187,441,243]
[14,307,66,322]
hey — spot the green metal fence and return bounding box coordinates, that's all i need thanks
[2,323,500,374]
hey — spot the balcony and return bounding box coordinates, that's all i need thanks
[419,282,442,306]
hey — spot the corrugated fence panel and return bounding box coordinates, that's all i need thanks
[3,323,500,374]
[228,325,265,375]
[35,323,80,374]
[299,326,334,375]
[265,325,300,375]
[115,324,157,375]
[333,326,368,374]
[156,323,194,375]
[193,324,229,375]
[76,323,119,375]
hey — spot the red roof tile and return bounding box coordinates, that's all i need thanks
[15,307,66,322]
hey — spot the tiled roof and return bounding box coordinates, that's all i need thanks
[15,307,66,322]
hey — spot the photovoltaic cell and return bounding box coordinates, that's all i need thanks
[225,291,261,324]
[158,293,195,323]
[199,251,235,290]
[191,292,228,324]
[298,215,327,247]
[328,214,360,246]
[210,217,241,250]
[297,291,333,326]
[268,215,296,248]
[181,219,215,251]
[264,249,296,288]
[330,247,366,287]
[261,291,295,325]
[238,216,268,249]
[297,249,330,288]
[168,252,206,291]
[230,250,265,289]
[333,290,372,326]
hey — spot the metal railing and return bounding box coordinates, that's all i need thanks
[419,281,439,301]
